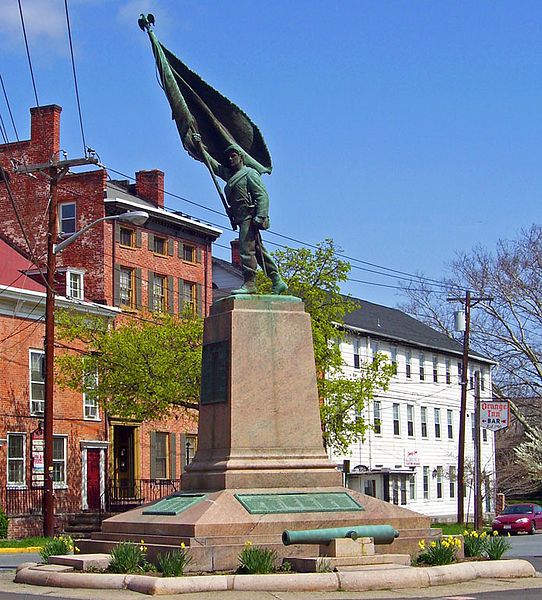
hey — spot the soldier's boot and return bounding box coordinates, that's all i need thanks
[232,277,258,295]
[270,273,288,295]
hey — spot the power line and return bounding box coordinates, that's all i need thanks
[0,72,19,141]
[63,0,87,155]
[18,0,40,108]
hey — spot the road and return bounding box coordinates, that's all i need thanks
[0,534,540,600]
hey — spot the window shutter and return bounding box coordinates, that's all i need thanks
[178,278,184,313]
[169,433,176,479]
[113,264,121,306]
[136,230,142,248]
[179,433,187,474]
[167,275,175,314]
[148,232,154,251]
[148,271,154,310]
[197,283,203,317]
[135,268,142,309]
[149,431,157,479]
[168,239,174,256]
[196,247,202,263]
[114,222,121,243]
[177,242,184,259]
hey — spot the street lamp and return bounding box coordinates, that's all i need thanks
[43,210,148,536]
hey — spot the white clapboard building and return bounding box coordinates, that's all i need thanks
[212,250,496,520]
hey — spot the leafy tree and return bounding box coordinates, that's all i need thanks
[55,310,203,421]
[258,239,396,453]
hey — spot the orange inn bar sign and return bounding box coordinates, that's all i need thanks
[480,401,509,431]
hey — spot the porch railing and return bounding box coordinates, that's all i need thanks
[106,479,181,511]
[0,487,80,517]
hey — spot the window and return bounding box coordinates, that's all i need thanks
[152,274,167,312]
[119,227,135,248]
[409,473,416,500]
[182,243,196,263]
[480,368,486,391]
[83,369,99,420]
[391,347,397,371]
[471,414,476,441]
[59,202,76,235]
[7,433,25,486]
[447,409,453,439]
[119,267,135,308]
[436,466,443,499]
[183,434,197,467]
[364,479,376,497]
[445,359,451,384]
[423,466,429,499]
[419,353,425,380]
[406,351,411,379]
[182,280,197,316]
[52,436,66,486]
[66,269,84,299]
[434,408,441,438]
[153,235,167,256]
[400,479,407,505]
[469,367,474,390]
[407,405,414,437]
[432,355,438,383]
[373,400,381,434]
[483,428,487,442]
[353,340,360,369]
[371,341,379,363]
[449,466,456,498]
[457,361,462,384]
[420,406,428,438]
[393,403,400,436]
[30,350,45,415]
[153,432,169,479]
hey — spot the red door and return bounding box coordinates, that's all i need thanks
[87,449,101,511]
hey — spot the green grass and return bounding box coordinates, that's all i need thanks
[431,523,491,535]
[0,536,48,548]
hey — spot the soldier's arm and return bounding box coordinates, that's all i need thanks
[247,170,270,218]
[191,134,229,181]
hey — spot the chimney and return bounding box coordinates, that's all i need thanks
[135,170,164,207]
[30,105,62,162]
[230,239,241,266]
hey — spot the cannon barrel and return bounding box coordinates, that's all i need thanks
[282,525,399,546]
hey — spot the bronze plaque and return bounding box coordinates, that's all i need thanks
[234,492,364,514]
[200,340,229,405]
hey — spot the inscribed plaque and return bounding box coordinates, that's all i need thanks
[142,493,207,515]
[234,492,364,514]
[200,340,229,405]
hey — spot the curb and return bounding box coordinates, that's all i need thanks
[13,559,536,595]
[0,547,43,554]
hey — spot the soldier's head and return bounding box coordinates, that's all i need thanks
[224,145,244,171]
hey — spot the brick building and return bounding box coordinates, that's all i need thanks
[0,105,221,533]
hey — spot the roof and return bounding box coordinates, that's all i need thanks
[105,183,222,239]
[0,236,44,292]
[342,297,492,363]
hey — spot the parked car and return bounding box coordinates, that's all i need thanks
[492,503,542,535]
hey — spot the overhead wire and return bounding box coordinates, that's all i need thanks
[17,0,40,109]
[0,72,19,141]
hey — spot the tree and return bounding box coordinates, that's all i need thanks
[55,310,203,421]
[399,225,542,492]
[258,239,396,453]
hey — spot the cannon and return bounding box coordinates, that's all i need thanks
[282,524,399,546]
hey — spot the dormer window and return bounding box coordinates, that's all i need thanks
[66,268,85,300]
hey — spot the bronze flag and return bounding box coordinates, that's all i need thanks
[139,14,272,175]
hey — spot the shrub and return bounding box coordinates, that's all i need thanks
[237,541,278,574]
[485,530,511,560]
[109,540,153,574]
[39,535,74,562]
[463,530,489,557]
[157,543,192,577]
[415,536,462,566]
[0,507,8,539]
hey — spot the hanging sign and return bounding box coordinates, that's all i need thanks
[31,431,45,488]
[480,401,509,431]
[404,450,420,466]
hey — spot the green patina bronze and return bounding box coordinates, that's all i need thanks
[200,340,229,405]
[142,493,207,516]
[139,14,287,296]
[234,492,365,515]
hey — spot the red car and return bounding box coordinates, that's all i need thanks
[492,503,542,535]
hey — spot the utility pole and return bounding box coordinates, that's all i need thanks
[474,370,483,530]
[15,156,97,537]
[448,291,491,526]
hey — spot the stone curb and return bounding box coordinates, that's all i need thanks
[0,546,43,553]
[14,559,536,595]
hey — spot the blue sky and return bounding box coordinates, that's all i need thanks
[2,1,541,307]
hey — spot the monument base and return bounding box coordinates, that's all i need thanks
[80,296,434,571]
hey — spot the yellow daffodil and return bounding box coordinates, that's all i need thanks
[431,541,437,548]
[493,530,499,536]
[181,542,186,548]
[75,546,80,553]
[141,539,145,544]
[244,541,253,546]
[418,540,426,549]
